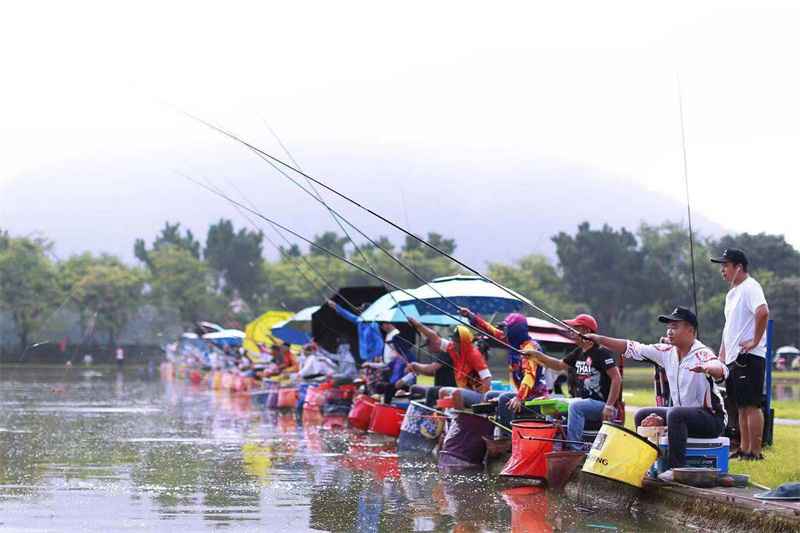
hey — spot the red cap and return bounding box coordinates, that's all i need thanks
[564,314,598,333]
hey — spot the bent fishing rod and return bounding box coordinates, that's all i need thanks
[177,109,584,338]
[192,175,490,385]
[184,174,533,357]
[214,174,362,314]
[258,124,415,323]
[249,127,465,322]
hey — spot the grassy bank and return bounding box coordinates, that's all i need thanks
[623,388,800,420]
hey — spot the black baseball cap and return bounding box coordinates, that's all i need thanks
[658,306,698,329]
[710,248,748,267]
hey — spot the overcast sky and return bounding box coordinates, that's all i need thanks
[2,1,799,251]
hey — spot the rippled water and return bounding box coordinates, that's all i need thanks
[0,367,668,532]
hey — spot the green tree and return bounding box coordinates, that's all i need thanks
[714,233,800,278]
[59,253,146,347]
[203,218,266,308]
[310,231,349,257]
[552,222,644,336]
[148,246,222,323]
[487,254,582,320]
[134,222,201,269]
[0,236,62,351]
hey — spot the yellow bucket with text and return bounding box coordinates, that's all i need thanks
[581,422,659,488]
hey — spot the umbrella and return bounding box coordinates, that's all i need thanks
[202,329,246,347]
[360,275,525,325]
[243,310,294,356]
[271,306,320,345]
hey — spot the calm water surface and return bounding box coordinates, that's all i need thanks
[1,367,669,532]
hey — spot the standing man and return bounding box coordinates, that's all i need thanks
[712,248,770,460]
[327,300,384,364]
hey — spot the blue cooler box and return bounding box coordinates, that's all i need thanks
[656,436,730,474]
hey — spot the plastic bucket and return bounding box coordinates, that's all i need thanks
[368,403,406,438]
[545,451,586,491]
[233,375,244,392]
[398,401,443,454]
[438,411,494,468]
[189,369,203,385]
[582,422,659,488]
[211,371,222,390]
[348,395,376,431]
[500,421,558,479]
[277,388,298,409]
[221,372,234,391]
[303,386,325,412]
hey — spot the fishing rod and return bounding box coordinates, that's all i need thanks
[259,122,415,323]
[183,174,531,359]
[213,174,362,313]
[177,109,584,338]
[251,125,471,324]
[191,174,483,384]
[678,78,699,329]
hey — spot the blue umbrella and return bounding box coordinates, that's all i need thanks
[202,329,246,347]
[271,306,319,345]
[360,275,525,324]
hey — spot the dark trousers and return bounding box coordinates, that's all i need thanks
[635,407,725,468]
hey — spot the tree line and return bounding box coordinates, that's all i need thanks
[1,220,797,357]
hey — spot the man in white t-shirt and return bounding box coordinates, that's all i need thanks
[711,248,770,460]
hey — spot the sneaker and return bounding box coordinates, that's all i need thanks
[750,452,765,461]
[729,450,743,459]
[657,469,674,482]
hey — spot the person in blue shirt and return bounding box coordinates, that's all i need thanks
[327,300,384,363]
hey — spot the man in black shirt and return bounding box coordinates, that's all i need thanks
[406,346,458,406]
[524,314,622,449]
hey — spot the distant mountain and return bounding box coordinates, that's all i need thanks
[1,143,725,269]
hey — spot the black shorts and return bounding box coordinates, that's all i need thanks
[726,353,765,408]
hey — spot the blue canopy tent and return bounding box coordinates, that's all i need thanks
[360,275,526,325]
[270,306,319,346]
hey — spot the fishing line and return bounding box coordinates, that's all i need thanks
[176,109,584,337]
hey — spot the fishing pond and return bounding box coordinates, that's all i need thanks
[0,366,723,531]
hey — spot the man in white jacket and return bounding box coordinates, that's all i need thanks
[586,307,728,477]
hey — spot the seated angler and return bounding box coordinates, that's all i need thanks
[585,306,728,480]
[406,317,491,408]
[460,308,547,433]
[362,322,416,403]
[523,314,622,450]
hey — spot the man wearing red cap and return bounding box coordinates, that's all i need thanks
[524,314,622,449]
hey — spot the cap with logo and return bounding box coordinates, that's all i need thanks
[710,248,748,267]
[657,306,698,329]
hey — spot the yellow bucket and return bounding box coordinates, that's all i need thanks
[582,422,659,488]
[211,371,223,390]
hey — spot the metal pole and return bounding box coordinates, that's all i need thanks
[764,319,774,446]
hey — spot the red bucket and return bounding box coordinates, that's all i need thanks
[303,386,325,412]
[348,395,376,431]
[277,388,298,409]
[368,403,406,438]
[189,370,203,385]
[500,420,558,479]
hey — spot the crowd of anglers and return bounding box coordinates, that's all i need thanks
[162,246,770,486]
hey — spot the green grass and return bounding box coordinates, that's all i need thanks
[728,426,800,488]
[623,387,800,420]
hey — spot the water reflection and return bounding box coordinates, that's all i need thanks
[1,367,667,531]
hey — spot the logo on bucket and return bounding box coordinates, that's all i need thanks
[591,432,607,451]
[590,454,609,466]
